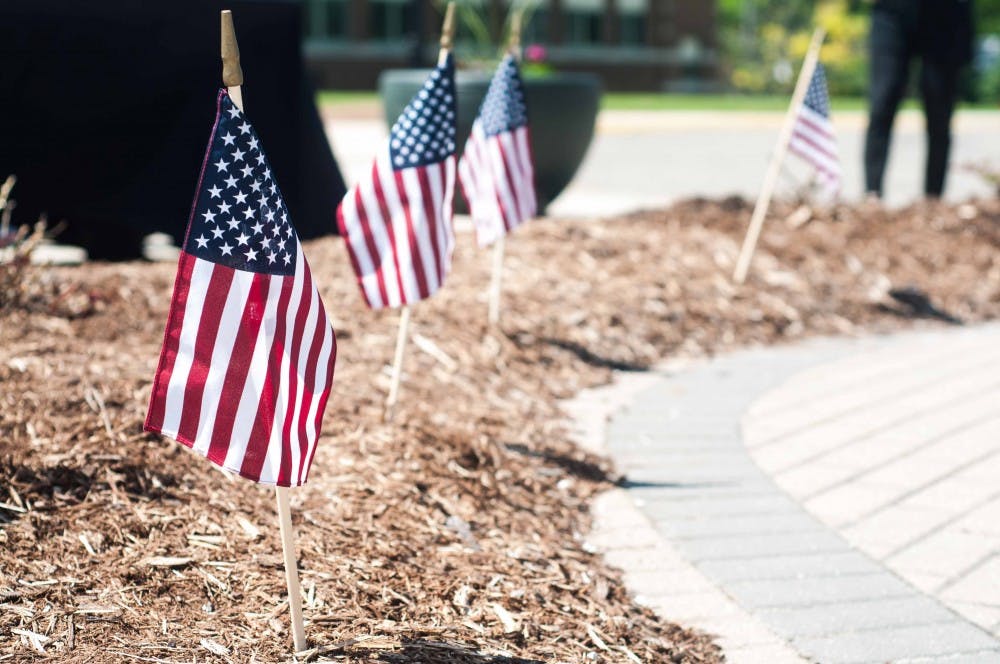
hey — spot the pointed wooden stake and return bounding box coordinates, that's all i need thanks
[222,10,305,654]
[488,236,505,326]
[274,486,306,653]
[733,27,826,284]
[384,305,411,421]
[439,2,456,57]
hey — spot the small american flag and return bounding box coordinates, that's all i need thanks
[337,54,457,309]
[459,55,536,247]
[145,90,337,487]
[788,63,841,192]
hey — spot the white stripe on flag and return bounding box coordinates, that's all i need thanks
[287,262,320,480]
[191,269,254,456]
[301,318,334,479]
[357,163,405,307]
[259,244,307,485]
[497,130,531,223]
[339,188,383,307]
[789,136,841,178]
[161,259,215,439]
[375,151,422,303]
[442,156,456,273]
[222,272,286,472]
[401,166,441,295]
[486,136,519,231]
[513,127,536,214]
[427,161,451,279]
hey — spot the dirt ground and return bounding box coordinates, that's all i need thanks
[1,197,999,663]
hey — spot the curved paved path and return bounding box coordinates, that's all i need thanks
[578,324,1000,663]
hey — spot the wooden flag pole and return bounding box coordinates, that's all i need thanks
[438,1,455,66]
[384,304,411,421]
[222,10,306,654]
[384,4,455,421]
[485,10,524,327]
[0,175,16,237]
[487,235,505,325]
[732,27,826,284]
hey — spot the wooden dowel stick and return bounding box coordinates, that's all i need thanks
[384,305,411,421]
[488,236,505,326]
[222,9,305,654]
[439,2,455,59]
[509,9,523,57]
[483,8,525,327]
[732,27,825,284]
[0,175,16,236]
[275,487,307,653]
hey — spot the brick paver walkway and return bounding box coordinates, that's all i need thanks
[576,324,1000,663]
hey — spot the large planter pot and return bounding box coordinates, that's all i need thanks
[378,68,602,214]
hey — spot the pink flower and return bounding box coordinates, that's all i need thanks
[524,43,547,63]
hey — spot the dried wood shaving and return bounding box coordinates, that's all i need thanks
[3,197,999,662]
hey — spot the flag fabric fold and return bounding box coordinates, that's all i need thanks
[459,55,537,247]
[788,62,841,193]
[145,89,337,487]
[337,54,458,309]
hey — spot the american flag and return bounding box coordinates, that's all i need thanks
[337,54,457,309]
[459,55,536,247]
[788,63,841,192]
[145,90,337,487]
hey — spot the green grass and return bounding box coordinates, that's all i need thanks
[600,93,913,112]
[317,91,380,106]
[317,89,990,112]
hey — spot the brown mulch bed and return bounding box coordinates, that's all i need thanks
[1,197,999,663]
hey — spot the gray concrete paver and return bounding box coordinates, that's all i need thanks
[594,326,1000,661]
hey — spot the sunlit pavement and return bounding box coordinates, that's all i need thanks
[324,108,1000,219]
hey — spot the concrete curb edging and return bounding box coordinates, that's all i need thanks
[572,327,1000,663]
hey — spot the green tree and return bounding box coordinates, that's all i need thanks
[718,0,866,95]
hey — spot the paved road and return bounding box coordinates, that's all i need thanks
[326,109,1000,219]
[573,324,1000,663]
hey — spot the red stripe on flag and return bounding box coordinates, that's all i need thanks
[495,137,521,231]
[205,273,271,467]
[791,126,837,162]
[145,252,197,433]
[797,115,835,142]
[176,265,235,446]
[277,266,314,486]
[336,203,374,309]
[295,297,331,486]
[240,275,295,483]
[392,170,430,300]
[372,162,408,303]
[303,327,337,486]
[416,166,444,286]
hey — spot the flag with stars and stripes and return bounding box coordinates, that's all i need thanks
[145,89,337,487]
[788,62,841,193]
[337,54,457,309]
[459,55,536,247]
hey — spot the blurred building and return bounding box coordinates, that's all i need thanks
[303,0,717,91]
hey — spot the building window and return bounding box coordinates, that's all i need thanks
[562,0,603,45]
[565,11,601,44]
[618,0,647,47]
[369,0,407,41]
[305,0,349,40]
[523,8,549,45]
[620,13,645,46]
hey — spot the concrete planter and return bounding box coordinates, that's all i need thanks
[378,68,602,214]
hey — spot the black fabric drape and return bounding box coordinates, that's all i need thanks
[0,1,345,259]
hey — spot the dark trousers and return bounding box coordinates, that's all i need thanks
[864,10,960,198]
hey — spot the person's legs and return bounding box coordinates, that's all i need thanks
[864,10,911,197]
[919,59,958,198]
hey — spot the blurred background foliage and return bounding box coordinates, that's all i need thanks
[718,0,1000,103]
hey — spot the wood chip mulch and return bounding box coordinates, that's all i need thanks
[1,196,998,663]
